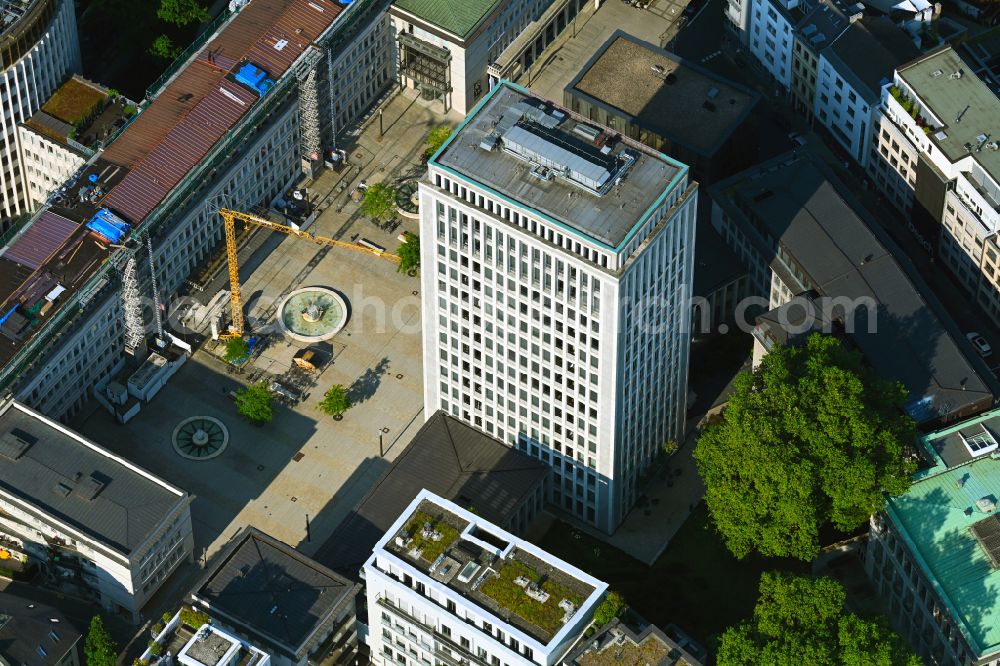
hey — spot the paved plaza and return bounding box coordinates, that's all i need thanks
[73,90,456,565]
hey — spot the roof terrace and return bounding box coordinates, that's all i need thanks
[177,624,268,666]
[433,81,685,249]
[378,493,605,645]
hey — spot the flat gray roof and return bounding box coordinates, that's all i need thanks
[899,47,1000,178]
[192,527,356,656]
[566,32,759,156]
[0,400,186,555]
[713,152,994,425]
[434,82,684,249]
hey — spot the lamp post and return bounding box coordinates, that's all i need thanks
[379,432,384,457]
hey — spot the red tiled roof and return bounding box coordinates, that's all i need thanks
[100,0,343,223]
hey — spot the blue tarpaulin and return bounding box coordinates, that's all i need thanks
[0,305,18,327]
[235,63,275,96]
[86,208,130,244]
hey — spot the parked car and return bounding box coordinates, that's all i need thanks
[967,331,993,357]
[788,131,807,147]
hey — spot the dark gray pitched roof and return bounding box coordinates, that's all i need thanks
[826,16,920,100]
[191,527,356,657]
[0,593,81,666]
[0,401,186,555]
[712,152,994,426]
[314,411,549,578]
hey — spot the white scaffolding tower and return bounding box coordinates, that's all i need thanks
[299,63,322,158]
[121,256,145,356]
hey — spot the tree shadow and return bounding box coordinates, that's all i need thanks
[347,357,390,404]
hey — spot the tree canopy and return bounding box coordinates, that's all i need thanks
[592,591,626,628]
[318,384,352,418]
[397,233,420,274]
[149,34,180,59]
[157,0,210,26]
[235,382,273,424]
[361,183,397,224]
[84,616,118,666]
[717,572,920,666]
[694,333,916,560]
[223,337,250,365]
[423,126,453,161]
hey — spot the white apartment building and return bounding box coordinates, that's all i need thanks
[868,47,1000,323]
[390,0,581,115]
[0,0,81,223]
[420,81,697,533]
[364,490,608,666]
[0,398,194,622]
[748,0,799,89]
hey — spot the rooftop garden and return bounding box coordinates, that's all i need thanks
[480,558,585,639]
[43,78,107,127]
[888,86,934,135]
[575,635,672,666]
[403,511,460,563]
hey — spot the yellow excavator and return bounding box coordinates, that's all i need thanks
[218,208,401,339]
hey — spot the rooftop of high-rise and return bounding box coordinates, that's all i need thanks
[431,81,688,250]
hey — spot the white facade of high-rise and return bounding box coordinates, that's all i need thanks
[0,0,81,222]
[419,83,697,533]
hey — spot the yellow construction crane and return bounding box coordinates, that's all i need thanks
[219,208,400,339]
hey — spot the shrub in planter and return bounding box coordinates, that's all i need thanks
[147,640,162,657]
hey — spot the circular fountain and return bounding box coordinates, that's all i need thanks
[172,416,229,460]
[277,287,348,342]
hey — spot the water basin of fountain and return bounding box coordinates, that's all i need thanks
[277,287,348,342]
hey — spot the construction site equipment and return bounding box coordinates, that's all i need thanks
[218,208,400,339]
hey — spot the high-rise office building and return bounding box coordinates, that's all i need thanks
[419,81,697,532]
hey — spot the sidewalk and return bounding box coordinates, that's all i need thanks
[541,431,705,566]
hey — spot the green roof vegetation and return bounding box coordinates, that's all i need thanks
[41,78,107,126]
[575,637,671,666]
[404,511,459,563]
[887,423,1000,655]
[393,0,500,39]
[480,558,584,639]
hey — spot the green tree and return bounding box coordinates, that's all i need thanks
[717,572,920,666]
[423,126,452,161]
[318,384,352,418]
[223,337,250,365]
[397,233,420,274]
[157,0,210,26]
[592,591,626,627]
[360,183,397,224]
[150,34,180,59]
[84,616,117,666]
[234,382,273,424]
[694,334,916,561]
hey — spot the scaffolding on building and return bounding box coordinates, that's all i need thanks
[299,59,322,158]
[120,256,144,356]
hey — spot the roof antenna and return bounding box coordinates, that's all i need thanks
[957,104,970,123]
